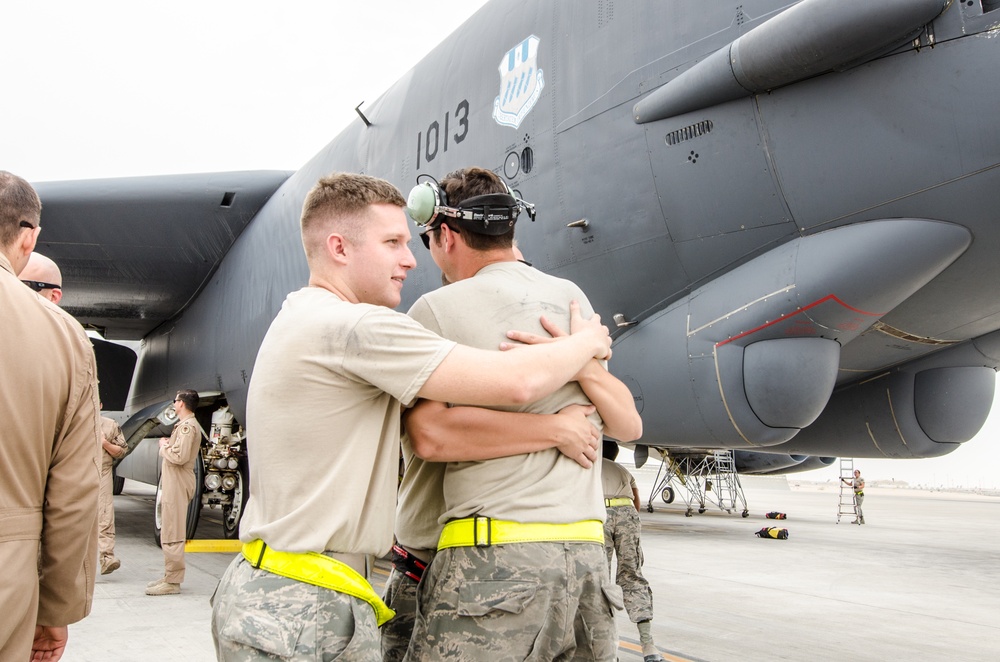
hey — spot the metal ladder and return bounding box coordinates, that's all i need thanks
[837,457,856,523]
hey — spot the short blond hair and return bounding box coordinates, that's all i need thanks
[0,171,41,248]
[300,173,406,260]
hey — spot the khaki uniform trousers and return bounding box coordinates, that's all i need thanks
[0,539,40,661]
[98,452,117,560]
[161,467,194,584]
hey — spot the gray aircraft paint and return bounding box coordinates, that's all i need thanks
[31,0,1000,464]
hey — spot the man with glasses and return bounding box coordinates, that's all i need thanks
[20,251,62,304]
[210,173,613,661]
[147,389,202,596]
[402,167,642,661]
[0,171,100,662]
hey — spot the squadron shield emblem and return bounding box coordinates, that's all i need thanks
[492,35,544,129]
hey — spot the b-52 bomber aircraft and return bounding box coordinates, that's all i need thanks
[31,0,1000,537]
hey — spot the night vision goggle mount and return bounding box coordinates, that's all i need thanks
[406,175,536,236]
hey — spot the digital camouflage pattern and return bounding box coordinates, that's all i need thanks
[604,505,654,623]
[381,568,419,662]
[211,556,380,661]
[404,542,622,661]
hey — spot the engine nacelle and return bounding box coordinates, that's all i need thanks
[734,451,807,474]
[611,219,970,450]
[772,330,1000,458]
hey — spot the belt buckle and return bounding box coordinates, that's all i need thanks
[253,541,267,569]
[473,515,492,547]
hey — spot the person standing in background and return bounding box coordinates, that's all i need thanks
[99,409,127,575]
[146,389,202,596]
[19,251,62,304]
[842,468,866,524]
[602,440,664,662]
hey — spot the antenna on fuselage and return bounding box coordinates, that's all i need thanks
[355,102,372,128]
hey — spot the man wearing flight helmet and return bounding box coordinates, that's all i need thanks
[400,167,642,661]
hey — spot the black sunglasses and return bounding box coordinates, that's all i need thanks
[419,222,461,250]
[22,279,61,292]
[19,220,36,230]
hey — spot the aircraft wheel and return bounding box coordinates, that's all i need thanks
[742,510,750,518]
[222,460,249,539]
[153,454,204,547]
[112,468,125,495]
[660,486,675,504]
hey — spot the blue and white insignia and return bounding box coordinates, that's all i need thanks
[492,35,544,129]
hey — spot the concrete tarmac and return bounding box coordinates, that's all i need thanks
[64,475,1000,661]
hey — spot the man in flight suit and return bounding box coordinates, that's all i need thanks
[147,389,202,595]
[209,172,613,661]
[0,170,100,662]
[19,251,63,304]
[602,440,664,662]
[99,410,127,574]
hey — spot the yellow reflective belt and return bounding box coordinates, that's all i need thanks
[437,516,604,550]
[242,540,395,626]
[604,497,633,507]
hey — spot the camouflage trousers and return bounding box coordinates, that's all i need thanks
[211,555,380,661]
[604,505,654,623]
[854,493,865,520]
[404,542,622,661]
[381,567,419,662]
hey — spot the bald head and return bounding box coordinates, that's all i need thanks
[21,252,63,304]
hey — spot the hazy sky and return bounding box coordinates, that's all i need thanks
[4,1,998,489]
[2,1,491,181]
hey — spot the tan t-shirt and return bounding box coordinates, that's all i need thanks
[601,459,636,500]
[406,261,606,526]
[240,287,455,556]
[395,431,446,553]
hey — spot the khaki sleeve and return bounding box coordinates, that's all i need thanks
[37,339,100,627]
[161,423,201,466]
[111,421,126,448]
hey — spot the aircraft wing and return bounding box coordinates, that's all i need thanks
[33,171,292,339]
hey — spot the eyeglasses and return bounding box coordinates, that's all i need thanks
[21,279,61,292]
[19,220,37,230]
[419,222,460,250]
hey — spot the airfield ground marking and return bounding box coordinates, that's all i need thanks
[185,540,242,553]
[618,639,693,662]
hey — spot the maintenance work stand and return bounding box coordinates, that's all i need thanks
[646,449,750,518]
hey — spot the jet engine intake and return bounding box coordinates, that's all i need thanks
[772,331,1000,457]
[610,219,970,450]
